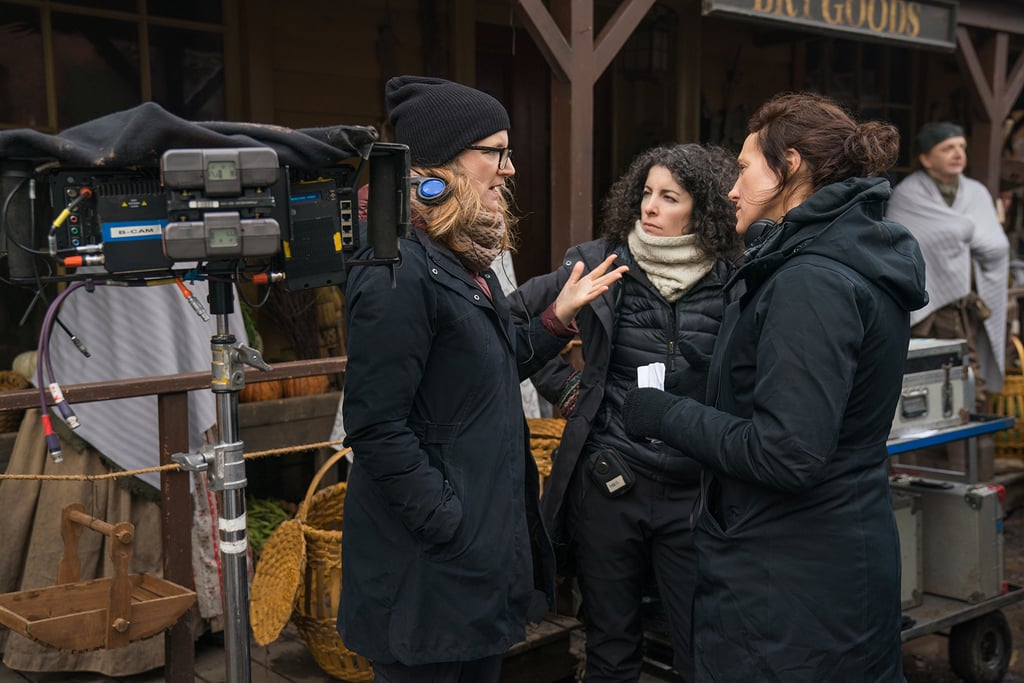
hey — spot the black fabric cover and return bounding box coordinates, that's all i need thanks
[0,101,377,169]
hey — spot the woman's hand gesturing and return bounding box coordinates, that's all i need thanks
[553,254,628,327]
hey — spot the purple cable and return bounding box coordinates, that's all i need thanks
[37,280,96,417]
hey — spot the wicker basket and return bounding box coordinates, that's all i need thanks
[528,418,566,489]
[248,448,371,681]
[992,335,1024,458]
[292,449,373,682]
[249,517,305,646]
[0,370,31,433]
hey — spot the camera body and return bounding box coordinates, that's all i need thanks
[46,166,170,274]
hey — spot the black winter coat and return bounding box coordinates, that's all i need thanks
[337,228,562,665]
[513,238,733,543]
[655,178,927,682]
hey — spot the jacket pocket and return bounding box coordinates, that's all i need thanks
[416,475,463,547]
[409,421,464,546]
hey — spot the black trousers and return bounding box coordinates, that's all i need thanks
[569,464,699,682]
[372,653,504,683]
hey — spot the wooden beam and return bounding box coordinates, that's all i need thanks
[0,358,347,412]
[241,0,275,121]
[956,26,995,117]
[954,26,1024,197]
[972,120,1002,198]
[516,0,573,82]
[567,79,595,253]
[566,0,595,256]
[551,77,572,267]
[959,1,1024,36]
[992,31,1008,106]
[593,0,656,80]
[675,5,701,143]
[222,0,242,120]
[1001,49,1024,123]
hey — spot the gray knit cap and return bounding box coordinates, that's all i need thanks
[385,75,510,167]
[915,122,964,154]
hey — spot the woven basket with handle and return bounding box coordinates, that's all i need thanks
[292,449,372,681]
[249,448,372,681]
[991,335,1024,459]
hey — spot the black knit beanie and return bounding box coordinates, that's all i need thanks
[915,121,964,154]
[385,75,510,167]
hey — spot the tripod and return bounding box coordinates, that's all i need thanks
[174,278,270,683]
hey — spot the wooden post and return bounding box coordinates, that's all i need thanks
[517,0,655,267]
[956,26,1024,197]
[159,391,194,683]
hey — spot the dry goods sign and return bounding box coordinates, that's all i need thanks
[702,0,956,50]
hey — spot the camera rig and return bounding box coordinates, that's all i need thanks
[1,141,410,289]
[0,107,414,683]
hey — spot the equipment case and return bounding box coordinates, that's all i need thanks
[892,490,923,609]
[890,338,972,439]
[890,476,1004,603]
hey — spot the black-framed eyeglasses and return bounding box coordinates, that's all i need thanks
[465,145,513,170]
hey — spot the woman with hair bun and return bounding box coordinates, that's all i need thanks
[622,92,928,681]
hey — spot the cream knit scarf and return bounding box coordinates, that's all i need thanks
[627,220,714,302]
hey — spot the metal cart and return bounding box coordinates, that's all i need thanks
[890,415,1024,683]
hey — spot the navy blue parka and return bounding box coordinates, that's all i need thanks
[337,228,562,665]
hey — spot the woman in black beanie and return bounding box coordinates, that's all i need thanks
[337,75,626,683]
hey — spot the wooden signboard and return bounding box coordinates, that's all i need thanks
[702,0,957,50]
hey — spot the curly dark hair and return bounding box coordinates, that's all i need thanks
[600,143,742,261]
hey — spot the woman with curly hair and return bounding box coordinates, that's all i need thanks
[513,143,742,682]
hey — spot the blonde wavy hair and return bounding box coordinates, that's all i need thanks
[411,161,519,256]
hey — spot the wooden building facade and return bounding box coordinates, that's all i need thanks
[2,0,1024,360]
[3,1,1024,679]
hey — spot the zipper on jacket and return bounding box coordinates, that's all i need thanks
[667,305,677,372]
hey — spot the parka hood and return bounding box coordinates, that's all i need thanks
[738,177,928,312]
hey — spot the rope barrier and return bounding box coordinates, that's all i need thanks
[0,439,346,482]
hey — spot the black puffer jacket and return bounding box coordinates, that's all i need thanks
[652,177,927,682]
[513,238,733,542]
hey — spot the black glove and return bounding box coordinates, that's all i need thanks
[622,387,677,441]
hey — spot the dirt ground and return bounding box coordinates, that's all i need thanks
[902,496,1024,682]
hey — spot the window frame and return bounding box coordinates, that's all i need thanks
[0,0,237,132]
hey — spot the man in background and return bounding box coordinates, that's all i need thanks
[886,121,1010,408]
